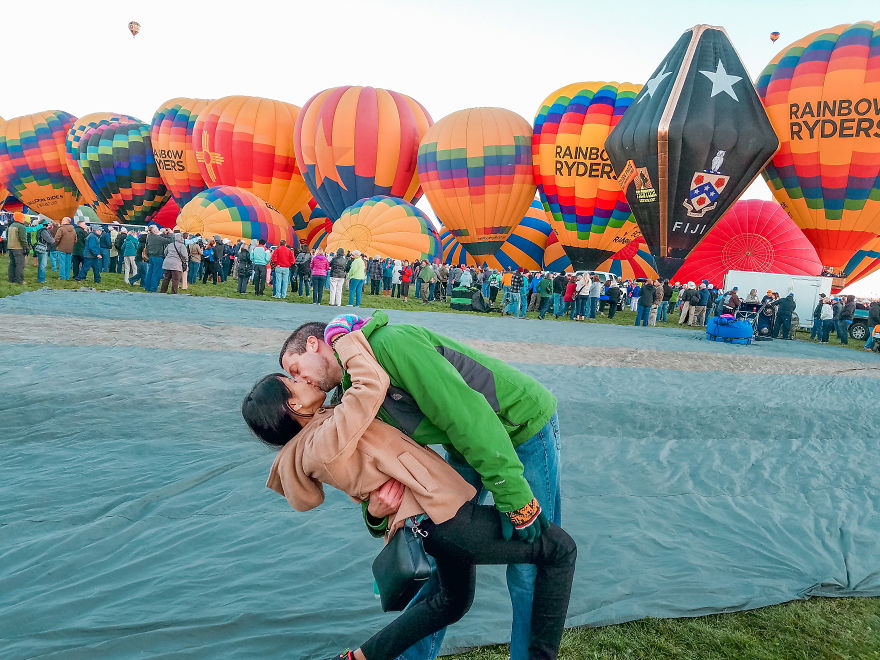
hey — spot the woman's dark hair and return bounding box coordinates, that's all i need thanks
[241,374,303,447]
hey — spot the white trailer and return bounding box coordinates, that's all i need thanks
[721,270,834,330]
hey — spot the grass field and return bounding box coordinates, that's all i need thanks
[4,254,879,658]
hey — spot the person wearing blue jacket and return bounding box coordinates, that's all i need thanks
[121,230,139,284]
[74,227,103,283]
[694,283,711,326]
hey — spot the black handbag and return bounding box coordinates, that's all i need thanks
[371,518,432,612]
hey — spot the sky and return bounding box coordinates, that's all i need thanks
[4,0,880,295]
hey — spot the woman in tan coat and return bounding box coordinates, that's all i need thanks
[242,329,576,660]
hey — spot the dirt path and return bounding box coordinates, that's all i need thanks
[4,313,879,378]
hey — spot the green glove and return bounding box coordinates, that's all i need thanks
[498,497,549,543]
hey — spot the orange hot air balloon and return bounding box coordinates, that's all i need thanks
[128,21,141,38]
[291,197,330,246]
[417,107,536,257]
[294,86,433,222]
[66,113,141,222]
[193,96,312,224]
[0,111,82,220]
[151,98,211,208]
[758,21,880,269]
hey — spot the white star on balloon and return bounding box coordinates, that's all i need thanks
[638,63,672,103]
[698,60,742,101]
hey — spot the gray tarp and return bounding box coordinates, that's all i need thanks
[1,290,878,658]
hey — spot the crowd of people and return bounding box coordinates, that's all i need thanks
[3,211,878,351]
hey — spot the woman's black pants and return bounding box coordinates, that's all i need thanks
[360,501,576,660]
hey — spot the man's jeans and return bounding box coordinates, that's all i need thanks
[635,303,650,326]
[810,318,822,340]
[57,252,73,280]
[866,324,876,350]
[36,251,48,282]
[837,319,852,344]
[398,412,562,660]
[538,296,553,319]
[76,257,101,282]
[657,300,669,322]
[49,250,59,271]
[297,272,310,296]
[145,256,164,291]
[505,291,522,317]
[348,278,364,306]
[274,267,290,298]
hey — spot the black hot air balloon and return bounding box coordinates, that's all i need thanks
[605,24,779,278]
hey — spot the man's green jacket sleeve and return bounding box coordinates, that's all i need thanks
[362,319,533,513]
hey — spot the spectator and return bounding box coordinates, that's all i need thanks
[347,250,367,307]
[382,257,394,296]
[865,299,880,351]
[187,238,204,286]
[310,248,329,304]
[419,260,436,304]
[99,224,112,272]
[678,282,696,324]
[54,217,77,281]
[33,220,56,283]
[459,267,473,288]
[635,279,655,326]
[810,293,826,340]
[391,259,402,298]
[745,288,759,303]
[74,225,103,283]
[250,239,270,295]
[489,269,503,304]
[270,239,294,299]
[537,273,554,319]
[606,279,620,320]
[819,298,835,343]
[368,255,383,295]
[574,273,591,321]
[144,226,170,292]
[837,295,856,345]
[6,212,30,284]
[232,244,253,294]
[201,239,219,285]
[121,228,139,284]
[588,275,602,319]
[648,278,663,326]
[504,268,524,317]
[327,248,348,306]
[159,231,188,294]
[294,246,311,297]
[658,279,672,323]
[71,221,88,277]
[722,286,741,316]
[771,292,797,339]
[400,259,412,301]
[436,263,449,302]
[691,283,710,326]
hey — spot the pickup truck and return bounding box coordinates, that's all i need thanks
[850,305,871,341]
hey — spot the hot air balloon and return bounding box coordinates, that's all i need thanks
[303,211,334,251]
[841,236,880,288]
[294,86,433,222]
[76,120,169,224]
[672,199,822,285]
[128,21,141,37]
[596,236,659,280]
[757,21,880,269]
[770,32,780,43]
[177,186,294,245]
[150,198,181,229]
[326,196,439,262]
[291,197,331,245]
[66,113,141,222]
[418,107,536,258]
[0,111,82,220]
[151,98,211,208]
[439,228,477,267]
[605,25,779,278]
[543,231,573,273]
[482,197,553,271]
[193,96,312,224]
[533,82,643,270]
[1,197,26,214]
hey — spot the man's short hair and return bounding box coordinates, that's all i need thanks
[259,239,266,245]
[279,321,329,366]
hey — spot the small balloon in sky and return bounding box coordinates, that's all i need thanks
[128,21,141,38]
[769,31,780,43]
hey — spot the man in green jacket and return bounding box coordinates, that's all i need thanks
[6,212,30,284]
[537,274,555,319]
[280,310,562,660]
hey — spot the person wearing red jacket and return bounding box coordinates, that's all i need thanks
[270,240,294,299]
[400,260,413,302]
[562,276,578,320]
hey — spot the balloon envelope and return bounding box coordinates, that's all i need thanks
[292,197,330,246]
[294,86,432,223]
[66,113,141,222]
[605,25,779,278]
[150,198,181,229]
[177,186,294,245]
[76,121,169,224]
[151,98,211,208]
[770,32,780,43]
[841,236,880,288]
[193,96,311,224]
[672,199,822,285]
[596,236,659,280]
[418,107,536,257]
[533,82,643,270]
[543,231,573,273]
[326,196,439,262]
[0,111,82,220]
[757,21,880,268]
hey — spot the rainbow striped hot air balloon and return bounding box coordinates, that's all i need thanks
[193,96,312,224]
[418,107,536,258]
[151,98,211,208]
[841,235,880,288]
[294,86,433,222]
[66,113,141,222]
[76,121,169,224]
[533,82,643,270]
[177,186,294,245]
[326,196,439,262]
[758,21,880,269]
[0,110,82,220]
[596,236,659,281]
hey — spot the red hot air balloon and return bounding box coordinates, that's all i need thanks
[672,199,822,285]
